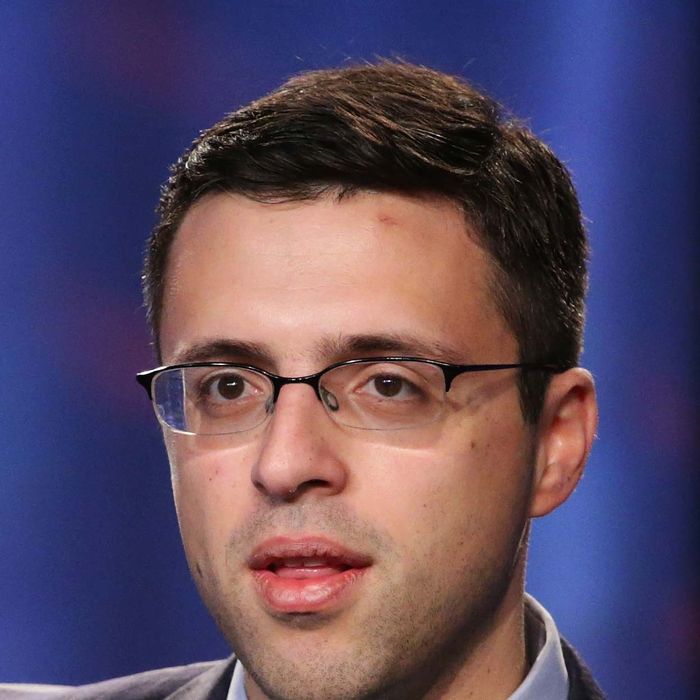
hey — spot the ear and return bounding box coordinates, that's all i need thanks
[529,368,598,518]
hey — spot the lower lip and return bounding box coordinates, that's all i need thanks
[251,567,368,613]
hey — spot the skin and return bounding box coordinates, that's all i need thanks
[158,191,598,700]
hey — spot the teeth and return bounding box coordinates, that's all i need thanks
[282,558,328,568]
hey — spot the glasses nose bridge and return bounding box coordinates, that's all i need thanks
[269,371,325,405]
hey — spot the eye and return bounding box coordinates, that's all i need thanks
[357,368,426,402]
[321,361,442,418]
[198,371,259,404]
[211,374,246,400]
[370,374,415,399]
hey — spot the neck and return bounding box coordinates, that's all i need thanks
[415,575,527,700]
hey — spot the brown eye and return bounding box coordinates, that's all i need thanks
[373,376,404,397]
[213,374,246,400]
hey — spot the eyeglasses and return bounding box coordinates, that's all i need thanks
[136,357,566,436]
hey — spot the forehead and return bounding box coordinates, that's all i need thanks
[159,191,514,367]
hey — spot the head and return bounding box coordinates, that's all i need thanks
[141,61,597,699]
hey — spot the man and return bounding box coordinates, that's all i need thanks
[1,61,603,699]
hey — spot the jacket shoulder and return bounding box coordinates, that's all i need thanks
[561,638,607,700]
[0,684,69,699]
[0,660,230,700]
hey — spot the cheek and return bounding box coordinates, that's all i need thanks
[358,440,480,553]
[165,435,257,563]
[364,417,532,566]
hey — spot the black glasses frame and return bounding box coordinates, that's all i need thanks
[136,356,568,401]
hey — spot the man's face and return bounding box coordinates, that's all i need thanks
[159,192,536,700]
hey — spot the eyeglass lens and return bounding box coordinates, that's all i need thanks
[151,361,448,435]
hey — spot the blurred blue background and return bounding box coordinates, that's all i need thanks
[1,2,697,698]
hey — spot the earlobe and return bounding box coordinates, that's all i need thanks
[529,368,598,518]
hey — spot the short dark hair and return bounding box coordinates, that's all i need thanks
[144,60,588,423]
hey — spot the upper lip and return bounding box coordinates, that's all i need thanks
[247,535,373,571]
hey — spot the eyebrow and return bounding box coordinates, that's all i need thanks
[315,333,468,364]
[171,340,277,366]
[170,333,468,369]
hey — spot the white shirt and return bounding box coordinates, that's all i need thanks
[227,593,568,700]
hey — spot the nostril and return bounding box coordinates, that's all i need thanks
[279,479,333,501]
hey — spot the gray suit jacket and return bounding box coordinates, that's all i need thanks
[0,658,235,700]
[0,642,605,699]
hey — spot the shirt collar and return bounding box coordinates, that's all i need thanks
[227,660,247,700]
[226,593,568,700]
[510,593,570,700]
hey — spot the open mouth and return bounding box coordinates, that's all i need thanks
[265,557,354,579]
[248,537,372,613]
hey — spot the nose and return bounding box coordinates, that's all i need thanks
[251,383,349,502]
